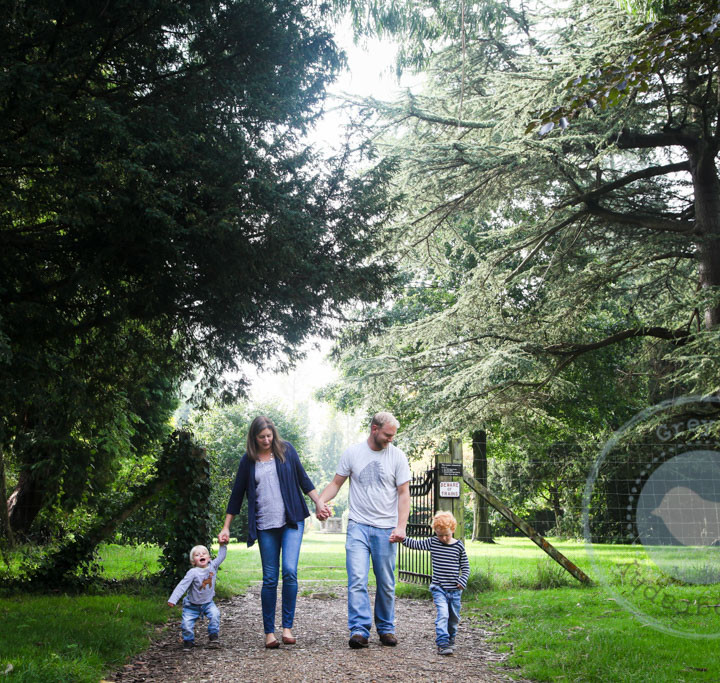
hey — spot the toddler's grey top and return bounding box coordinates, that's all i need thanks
[168,544,227,606]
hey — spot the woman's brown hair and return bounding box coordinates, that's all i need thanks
[246,415,286,463]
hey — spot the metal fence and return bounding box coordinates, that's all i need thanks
[398,467,435,584]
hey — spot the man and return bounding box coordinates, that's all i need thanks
[318,411,411,649]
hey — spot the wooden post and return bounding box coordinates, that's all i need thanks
[471,430,493,542]
[435,439,465,541]
[463,472,592,585]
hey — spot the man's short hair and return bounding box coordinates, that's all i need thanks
[371,411,400,430]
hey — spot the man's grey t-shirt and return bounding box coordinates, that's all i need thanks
[337,441,411,528]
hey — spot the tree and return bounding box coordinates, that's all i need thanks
[325,0,720,442]
[1,0,397,537]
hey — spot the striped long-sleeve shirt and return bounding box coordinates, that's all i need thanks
[403,536,470,589]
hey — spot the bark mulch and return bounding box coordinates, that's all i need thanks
[106,584,527,682]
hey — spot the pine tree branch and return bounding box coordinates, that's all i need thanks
[503,211,587,281]
[557,161,691,209]
[585,202,695,233]
[357,96,495,130]
[544,326,689,356]
[616,128,698,149]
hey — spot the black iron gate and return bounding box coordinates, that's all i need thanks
[398,467,435,584]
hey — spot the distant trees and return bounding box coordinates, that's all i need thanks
[1,0,396,542]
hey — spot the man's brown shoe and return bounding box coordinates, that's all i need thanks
[348,634,369,649]
[379,633,398,646]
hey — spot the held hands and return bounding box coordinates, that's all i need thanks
[218,528,230,544]
[168,602,175,608]
[315,502,332,521]
[389,527,406,543]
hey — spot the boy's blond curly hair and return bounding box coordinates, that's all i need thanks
[432,511,457,533]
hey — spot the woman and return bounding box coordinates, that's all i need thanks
[218,416,330,648]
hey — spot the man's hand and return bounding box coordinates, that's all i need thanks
[315,502,332,521]
[389,527,406,543]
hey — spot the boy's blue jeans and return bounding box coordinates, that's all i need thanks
[345,520,397,638]
[181,597,220,642]
[256,521,304,634]
[430,584,462,647]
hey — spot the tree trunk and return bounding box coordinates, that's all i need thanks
[27,474,171,585]
[549,484,563,528]
[689,143,720,329]
[7,468,49,537]
[0,446,15,561]
[471,430,494,542]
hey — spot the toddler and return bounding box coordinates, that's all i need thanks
[402,511,469,655]
[168,541,227,650]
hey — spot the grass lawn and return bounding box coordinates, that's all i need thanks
[2,532,719,681]
[0,593,168,683]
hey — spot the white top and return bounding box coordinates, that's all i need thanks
[337,441,411,528]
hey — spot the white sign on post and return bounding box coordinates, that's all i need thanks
[439,481,461,498]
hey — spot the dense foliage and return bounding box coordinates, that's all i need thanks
[1,0,397,545]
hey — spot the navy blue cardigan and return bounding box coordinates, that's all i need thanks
[226,442,315,547]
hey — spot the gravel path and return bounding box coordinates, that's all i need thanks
[107,584,527,682]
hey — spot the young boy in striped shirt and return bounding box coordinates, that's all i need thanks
[402,511,470,655]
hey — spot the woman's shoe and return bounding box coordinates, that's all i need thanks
[281,635,296,644]
[265,636,280,649]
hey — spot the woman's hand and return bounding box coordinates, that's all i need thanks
[218,513,234,544]
[315,502,332,521]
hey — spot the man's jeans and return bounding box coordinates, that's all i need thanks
[345,520,397,638]
[257,521,304,634]
[181,598,220,642]
[430,584,462,647]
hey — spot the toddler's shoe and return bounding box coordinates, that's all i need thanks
[208,633,219,648]
[183,640,195,652]
[438,645,453,655]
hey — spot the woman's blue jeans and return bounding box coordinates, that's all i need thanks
[430,583,462,647]
[345,520,397,638]
[257,521,304,634]
[181,597,220,642]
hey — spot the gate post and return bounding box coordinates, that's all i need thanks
[435,439,465,541]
